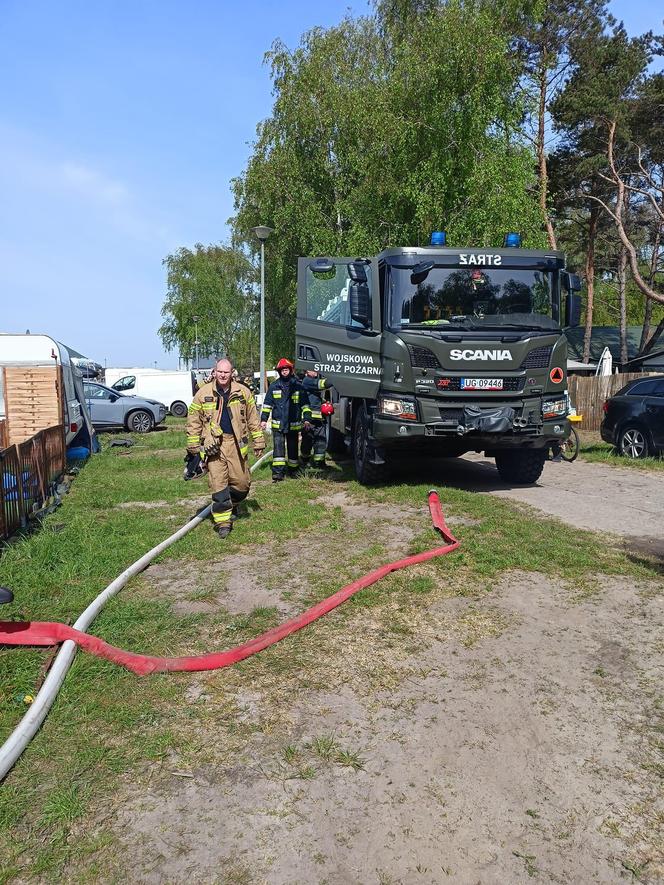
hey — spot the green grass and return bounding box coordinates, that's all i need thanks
[0,419,661,881]
[578,431,664,471]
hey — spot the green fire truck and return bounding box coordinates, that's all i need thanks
[295,232,582,484]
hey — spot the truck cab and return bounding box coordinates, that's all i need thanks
[295,234,582,484]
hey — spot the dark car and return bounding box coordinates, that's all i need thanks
[83,382,167,433]
[600,375,664,458]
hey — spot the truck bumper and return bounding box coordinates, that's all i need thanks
[372,414,569,451]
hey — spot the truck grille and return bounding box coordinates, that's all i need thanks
[435,376,525,392]
[520,345,552,369]
[407,345,441,368]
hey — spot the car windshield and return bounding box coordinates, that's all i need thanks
[390,265,558,330]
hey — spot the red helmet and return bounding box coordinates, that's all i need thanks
[321,401,334,416]
[276,358,294,371]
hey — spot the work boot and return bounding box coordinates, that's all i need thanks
[215,522,233,539]
[231,502,249,521]
[272,475,284,483]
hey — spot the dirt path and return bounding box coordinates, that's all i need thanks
[98,489,662,885]
[434,455,664,557]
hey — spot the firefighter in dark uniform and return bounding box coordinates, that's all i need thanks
[186,358,265,538]
[300,370,333,469]
[260,358,311,482]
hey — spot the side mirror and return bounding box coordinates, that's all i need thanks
[309,258,335,274]
[565,292,582,327]
[349,282,371,327]
[109,394,118,403]
[561,271,582,292]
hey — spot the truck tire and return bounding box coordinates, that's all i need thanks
[495,450,546,484]
[353,405,390,485]
[326,420,347,455]
[170,400,188,418]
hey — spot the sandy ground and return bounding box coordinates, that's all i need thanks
[101,482,663,885]
[426,455,664,561]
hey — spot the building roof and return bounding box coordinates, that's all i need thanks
[624,347,664,367]
[564,327,644,364]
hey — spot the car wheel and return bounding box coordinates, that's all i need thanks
[618,425,649,459]
[127,410,154,434]
[170,400,188,418]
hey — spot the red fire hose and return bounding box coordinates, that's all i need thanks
[0,491,458,676]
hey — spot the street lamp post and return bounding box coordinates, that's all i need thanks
[192,315,200,371]
[250,225,274,398]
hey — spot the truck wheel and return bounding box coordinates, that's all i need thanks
[353,405,389,485]
[326,420,347,455]
[170,400,188,418]
[495,450,546,484]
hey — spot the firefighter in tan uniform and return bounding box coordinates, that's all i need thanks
[186,358,265,538]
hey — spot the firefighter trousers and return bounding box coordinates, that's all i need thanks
[206,435,251,527]
[300,421,327,466]
[271,430,299,479]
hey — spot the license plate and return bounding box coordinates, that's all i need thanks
[460,378,504,390]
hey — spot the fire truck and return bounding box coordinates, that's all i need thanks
[295,232,581,484]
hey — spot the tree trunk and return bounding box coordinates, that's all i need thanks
[618,242,628,365]
[582,204,599,364]
[639,223,661,352]
[537,64,557,250]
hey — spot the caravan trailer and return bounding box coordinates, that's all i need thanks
[0,334,95,448]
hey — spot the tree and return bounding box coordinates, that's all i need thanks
[159,244,258,371]
[231,0,545,357]
[516,0,610,248]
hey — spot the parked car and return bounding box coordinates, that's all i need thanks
[600,375,664,458]
[82,382,167,433]
[105,368,195,417]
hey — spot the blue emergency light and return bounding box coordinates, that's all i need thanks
[504,232,522,247]
[430,231,447,246]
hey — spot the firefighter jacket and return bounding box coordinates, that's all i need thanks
[302,376,333,422]
[260,378,311,433]
[186,380,265,458]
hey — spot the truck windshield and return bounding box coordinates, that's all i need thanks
[390,265,558,330]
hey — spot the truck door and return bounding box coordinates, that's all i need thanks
[295,257,382,400]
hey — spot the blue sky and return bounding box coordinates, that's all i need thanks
[0,0,661,369]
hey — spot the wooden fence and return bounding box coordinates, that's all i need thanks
[568,372,658,432]
[0,425,66,541]
[0,418,7,450]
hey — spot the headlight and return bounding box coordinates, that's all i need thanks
[542,398,567,419]
[377,396,417,421]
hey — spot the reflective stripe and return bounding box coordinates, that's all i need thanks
[201,403,216,410]
[290,423,302,431]
[188,403,202,413]
[318,379,327,389]
[313,455,325,462]
[212,510,232,524]
[240,445,249,457]
[292,393,300,402]
[272,457,286,466]
[310,412,322,420]
[186,436,200,444]
[273,391,282,398]
[287,459,299,467]
[246,396,255,406]
[251,430,263,439]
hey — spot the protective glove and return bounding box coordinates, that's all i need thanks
[183,452,205,480]
[204,440,220,457]
[254,447,266,458]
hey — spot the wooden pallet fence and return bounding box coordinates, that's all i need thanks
[568,372,658,432]
[0,425,66,541]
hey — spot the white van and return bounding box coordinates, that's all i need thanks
[105,368,195,417]
[0,333,95,447]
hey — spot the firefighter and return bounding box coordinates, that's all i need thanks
[186,358,265,538]
[300,370,333,470]
[260,358,311,482]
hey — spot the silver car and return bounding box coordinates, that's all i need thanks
[83,382,167,433]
